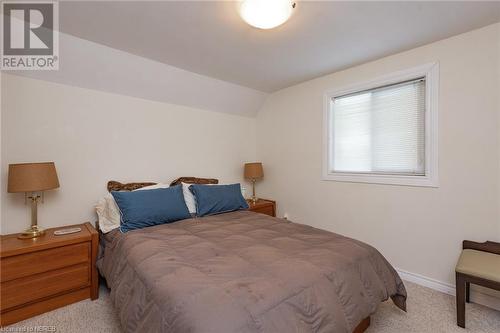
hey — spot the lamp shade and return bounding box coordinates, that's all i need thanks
[244,162,264,180]
[8,162,60,193]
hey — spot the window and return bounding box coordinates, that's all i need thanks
[323,63,438,187]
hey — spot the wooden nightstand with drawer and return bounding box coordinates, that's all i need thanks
[247,199,276,217]
[0,222,99,326]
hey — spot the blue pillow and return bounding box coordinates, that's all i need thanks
[111,185,191,233]
[189,183,249,217]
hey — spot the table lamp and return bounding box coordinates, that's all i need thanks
[8,162,60,239]
[244,162,264,204]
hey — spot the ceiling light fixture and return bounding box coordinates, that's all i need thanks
[239,0,296,30]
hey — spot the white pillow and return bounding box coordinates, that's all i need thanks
[182,182,197,214]
[96,183,170,233]
[95,193,121,233]
[133,183,170,191]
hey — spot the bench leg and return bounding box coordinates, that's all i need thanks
[465,282,470,303]
[456,272,466,328]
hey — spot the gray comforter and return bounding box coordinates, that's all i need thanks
[98,211,406,333]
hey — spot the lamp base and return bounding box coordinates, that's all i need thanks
[18,225,45,239]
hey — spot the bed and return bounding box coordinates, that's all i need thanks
[97,178,406,333]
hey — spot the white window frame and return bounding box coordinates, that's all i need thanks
[322,63,439,187]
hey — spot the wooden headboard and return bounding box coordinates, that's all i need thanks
[169,177,218,186]
[107,180,157,192]
[107,177,218,192]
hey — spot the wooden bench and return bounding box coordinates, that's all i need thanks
[455,240,500,328]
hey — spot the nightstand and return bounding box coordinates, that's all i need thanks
[0,222,99,326]
[247,199,276,217]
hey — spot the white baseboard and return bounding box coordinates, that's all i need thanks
[396,268,500,312]
[470,288,500,312]
[396,268,455,295]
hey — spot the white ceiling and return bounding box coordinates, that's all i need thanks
[11,32,267,117]
[59,1,500,92]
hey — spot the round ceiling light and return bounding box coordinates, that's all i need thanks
[239,0,296,30]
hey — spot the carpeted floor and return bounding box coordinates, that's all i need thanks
[5,281,500,332]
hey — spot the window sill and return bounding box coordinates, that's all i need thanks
[322,172,439,187]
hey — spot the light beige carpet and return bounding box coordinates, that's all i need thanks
[5,281,500,332]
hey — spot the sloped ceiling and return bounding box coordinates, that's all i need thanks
[58,1,500,92]
[9,32,267,117]
[8,1,500,117]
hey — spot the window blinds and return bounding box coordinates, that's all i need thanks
[329,78,425,175]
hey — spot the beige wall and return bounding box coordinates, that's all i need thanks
[1,74,256,234]
[256,23,500,286]
[1,22,499,296]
